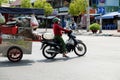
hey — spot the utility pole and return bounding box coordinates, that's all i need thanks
[98,3,105,33]
[86,0,90,32]
[99,13,102,33]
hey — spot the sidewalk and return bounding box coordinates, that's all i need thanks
[36,28,120,37]
[76,30,120,37]
[101,30,120,37]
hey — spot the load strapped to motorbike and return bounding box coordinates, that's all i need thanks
[0,7,44,62]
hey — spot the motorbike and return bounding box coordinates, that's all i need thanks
[41,31,87,59]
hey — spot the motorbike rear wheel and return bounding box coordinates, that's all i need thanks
[42,45,57,59]
[74,42,87,56]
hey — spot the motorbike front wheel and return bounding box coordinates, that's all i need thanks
[42,45,57,59]
[74,43,87,56]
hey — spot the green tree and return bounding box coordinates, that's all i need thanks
[0,0,8,6]
[0,0,2,6]
[21,0,32,8]
[69,0,87,16]
[34,0,53,16]
[69,0,87,23]
[34,0,53,31]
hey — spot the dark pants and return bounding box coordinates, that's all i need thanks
[54,35,66,53]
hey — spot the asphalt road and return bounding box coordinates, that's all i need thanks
[0,35,120,80]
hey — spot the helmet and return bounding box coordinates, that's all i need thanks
[52,17,60,23]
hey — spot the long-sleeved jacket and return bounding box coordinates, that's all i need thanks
[53,23,69,36]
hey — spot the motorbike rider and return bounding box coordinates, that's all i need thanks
[52,17,71,58]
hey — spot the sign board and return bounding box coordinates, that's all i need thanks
[90,8,96,14]
[59,7,68,12]
[97,7,105,15]
[52,9,58,15]
[99,0,105,3]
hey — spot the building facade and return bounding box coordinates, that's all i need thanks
[10,0,120,29]
[90,0,120,13]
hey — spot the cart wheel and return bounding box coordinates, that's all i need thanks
[7,46,23,62]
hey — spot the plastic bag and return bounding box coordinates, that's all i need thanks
[0,13,5,24]
[43,33,54,40]
[30,14,39,30]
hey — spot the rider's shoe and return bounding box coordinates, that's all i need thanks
[63,54,69,58]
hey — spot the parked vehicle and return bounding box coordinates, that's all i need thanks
[41,31,87,59]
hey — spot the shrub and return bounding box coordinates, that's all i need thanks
[89,23,100,30]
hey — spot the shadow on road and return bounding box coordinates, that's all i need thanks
[0,60,35,67]
[37,56,83,63]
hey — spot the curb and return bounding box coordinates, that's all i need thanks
[73,32,120,37]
